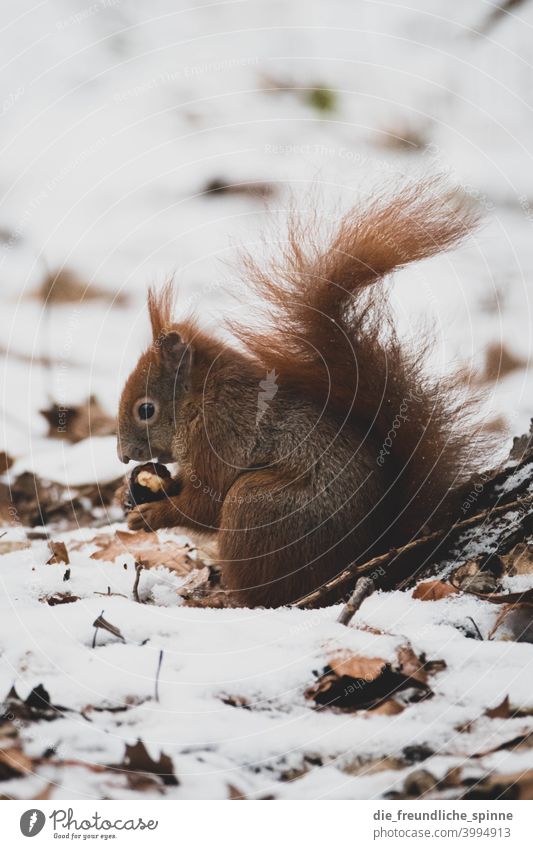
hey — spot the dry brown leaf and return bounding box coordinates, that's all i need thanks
[181,587,230,608]
[45,592,80,607]
[485,696,511,719]
[0,722,18,745]
[463,768,533,800]
[0,746,33,779]
[40,395,115,444]
[32,782,55,800]
[47,541,69,565]
[178,563,230,608]
[489,603,533,642]
[500,543,533,576]
[179,566,211,594]
[305,644,431,711]
[451,558,500,594]
[228,784,247,799]
[480,342,526,383]
[0,470,122,530]
[397,645,428,685]
[0,452,13,474]
[33,267,127,306]
[203,177,275,198]
[113,740,178,787]
[328,654,386,682]
[368,700,404,716]
[0,540,31,555]
[91,530,196,575]
[4,683,66,722]
[403,768,438,798]
[220,694,250,709]
[412,580,459,601]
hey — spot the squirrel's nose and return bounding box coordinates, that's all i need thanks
[117,445,130,464]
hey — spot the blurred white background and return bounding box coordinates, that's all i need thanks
[1,0,532,460]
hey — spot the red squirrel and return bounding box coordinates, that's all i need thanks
[117,180,487,607]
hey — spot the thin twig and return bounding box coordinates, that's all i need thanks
[92,609,105,649]
[94,590,127,599]
[155,649,163,703]
[294,493,533,608]
[133,562,143,603]
[466,616,484,641]
[337,577,376,626]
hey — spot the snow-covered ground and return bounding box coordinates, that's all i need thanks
[1,0,533,799]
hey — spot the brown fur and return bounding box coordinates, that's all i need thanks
[117,179,490,607]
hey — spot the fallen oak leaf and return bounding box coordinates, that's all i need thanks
[469,730,533,758]
[498,542,533,576]
[328,654,386,681]
[305,646,432,711]
[488,602,533,641]
[91,530,196,575]
[227,784,247,800]
[0,540,31,555]
[2,684,68,722]
[396,645,428,685]
[46,541,69,565]
[34,267,128,307]
[0,747,33,780]
[412,580,458,601]
[479,342,526,384]
[31,782,55,800]
[450,559,500,594]
[112,740,179,787]
[0,452,13,474]
[40,395,115,444]
[462,768,533,800]
[367,699,404,716]
[178,563,230,608]
[45,592,80,606]
[402,768,439,799]
[203,177,275,198]
[485,696,511,719]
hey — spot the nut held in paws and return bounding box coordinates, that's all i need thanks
[123,462,171,512]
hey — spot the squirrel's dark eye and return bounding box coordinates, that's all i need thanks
[138,402,155,421]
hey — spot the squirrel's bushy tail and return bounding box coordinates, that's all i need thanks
[233,178,488,541]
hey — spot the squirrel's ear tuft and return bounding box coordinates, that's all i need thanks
[148,282,174,342]
[160,331,191,375]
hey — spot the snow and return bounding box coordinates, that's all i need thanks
[10,435,127,486]
[1,0,533,799]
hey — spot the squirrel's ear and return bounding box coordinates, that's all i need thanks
[160,331,191,375]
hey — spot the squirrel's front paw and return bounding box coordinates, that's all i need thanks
[127,502,165,532]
